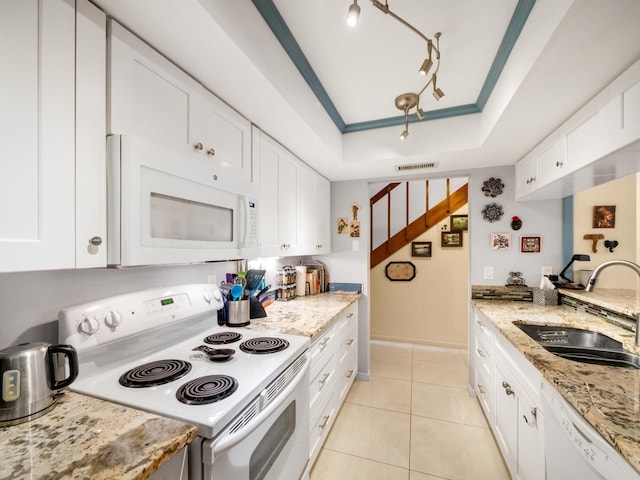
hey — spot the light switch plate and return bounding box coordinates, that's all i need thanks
[484,266,494,280]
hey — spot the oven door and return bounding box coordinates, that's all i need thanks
[107,134,258,266]
[197,357,309,480]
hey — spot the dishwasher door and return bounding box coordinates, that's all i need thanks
[542,384,638,480]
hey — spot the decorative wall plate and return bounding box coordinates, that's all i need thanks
[481,203,504,223]
[385,262,416,281]
[482,177,504,197]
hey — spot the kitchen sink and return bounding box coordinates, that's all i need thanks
[514,323,640,369]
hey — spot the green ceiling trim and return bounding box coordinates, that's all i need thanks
[252,0,535,134]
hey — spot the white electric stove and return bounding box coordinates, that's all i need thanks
[58,284,310,480]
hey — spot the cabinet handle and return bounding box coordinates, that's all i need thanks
[526,177,536,184]
[319,337,330,350]
[346,369,354,378]
[476,383,486,395]
[193,142,204,151]
[347,313,354,319]
[476,348,486,358]
[523,407,538,424]
[556,161,563,167]
[319,372,331,388]
[502,381,514,396]
[319,415,331,430]
[206,148,216,156]
[346,339,355,346]
[89,236,102,246]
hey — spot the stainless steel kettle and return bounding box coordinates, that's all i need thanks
[0,342,78,426]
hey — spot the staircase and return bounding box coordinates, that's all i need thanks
[370,178,468,268]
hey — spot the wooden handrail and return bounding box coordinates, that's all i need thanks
[370,181,468,268]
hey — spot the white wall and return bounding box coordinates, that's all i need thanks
[0,262,235,347]
[322,180,371,378]
[469,166,563,287]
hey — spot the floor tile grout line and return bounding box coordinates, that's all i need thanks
[321,447,411,472]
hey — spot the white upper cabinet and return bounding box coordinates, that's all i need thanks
[516,59,640,201]
[0,0,106,273]
[254,127,330,258]
[108,21,252,183]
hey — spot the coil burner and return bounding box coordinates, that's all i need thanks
[239,337,289,354]
[176,375,238,405]
[119,359,192,388]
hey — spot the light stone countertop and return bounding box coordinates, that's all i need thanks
[560,287,640,319]
[472,294,640,473]
[0,391,196,480]
[244,291,362,339]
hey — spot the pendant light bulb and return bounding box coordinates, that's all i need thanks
[400,129,409,140]
[346,1,360,27]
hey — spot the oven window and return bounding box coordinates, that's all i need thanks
[150,192,233,241]
[250,401,296,480]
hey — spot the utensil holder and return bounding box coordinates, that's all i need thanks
[226,299,250,327]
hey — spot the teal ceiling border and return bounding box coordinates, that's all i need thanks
[252,0,535,133]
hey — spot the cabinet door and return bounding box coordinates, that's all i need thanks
[75,0,107,268]
[277,153,298,254]
[256,131,280,257]
[517,390,545,480]
[315,175,331,254]
[0,0,76,272]
[296,165,316,255]
[514,152,538,199]
[536,134,566,187]
[190,88,252,182]
[494,362,518,476]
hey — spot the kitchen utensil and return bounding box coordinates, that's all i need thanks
[0,342,78,426]
[192,346,235,363]
[244,269,266,293]
[254,285,271,300]
[230,284,243,301]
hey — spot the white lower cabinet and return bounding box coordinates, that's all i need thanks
[471,308,545,480]
[308,303,358,469]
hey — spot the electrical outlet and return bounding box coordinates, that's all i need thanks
[541,266,552,276]
[484,266,494,280]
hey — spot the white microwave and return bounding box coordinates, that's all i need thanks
[106,135,258,266]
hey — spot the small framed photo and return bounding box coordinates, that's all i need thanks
[593,205,616,228]
[412,241,432,257]
[450,215,468,231]
[337,217,349,235]
[520,235,541,253]
[441,231,463,247]
[491,232,511,251]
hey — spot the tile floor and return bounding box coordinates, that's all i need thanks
[309,340,510,480]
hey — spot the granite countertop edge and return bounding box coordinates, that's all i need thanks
[472,294,640,473]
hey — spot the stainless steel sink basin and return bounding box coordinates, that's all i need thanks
[514,323,640,369]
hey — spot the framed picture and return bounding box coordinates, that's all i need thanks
[491,232,511,251]
[593,205,616,228]
[520,235,541,253]
[450,215,469,231]
[411,241,432,257]
[441,231,463,247]
[337,217,349,235]
[385,261,416,281]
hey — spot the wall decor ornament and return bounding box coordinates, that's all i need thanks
[592,205,615,228]
[506,271,526,286]
[481,203,504,223]
[441,231,463,247]
[520,236,541,253]
[481,177,504,197]
[491,232,511,251]
[450,214,468,231]
[411,241,432,257]
[511,216,522,230]
[385,261,416,281]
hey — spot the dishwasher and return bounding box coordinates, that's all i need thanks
[542,383,639,480]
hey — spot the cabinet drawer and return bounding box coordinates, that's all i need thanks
[309,391,336,464]
[336,348,358,406]
[475,365,494,423]
[309,353,335,416]
[475,334,492,378]
[336,322,358,368]
[310,325,335,376]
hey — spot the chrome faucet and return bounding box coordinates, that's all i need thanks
[585,259,640,346]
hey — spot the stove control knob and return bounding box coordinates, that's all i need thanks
[103,310,122,329]
[78,317,100,336]
[212,288,221,301]
[203,290,212,304]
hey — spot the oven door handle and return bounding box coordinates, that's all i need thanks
[208,360,309,459]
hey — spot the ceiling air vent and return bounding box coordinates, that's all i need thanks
[395,161,439,171]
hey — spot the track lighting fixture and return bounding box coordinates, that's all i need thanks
[346,1,445,139]
[346,0,360,27]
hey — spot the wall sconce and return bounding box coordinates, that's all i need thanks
[346,0,445,139]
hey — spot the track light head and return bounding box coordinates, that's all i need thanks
[346,0,360,27]
[419,58,433,77]
[400,129,409,140]
[432,88,444,101]
[415,107,425,120]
